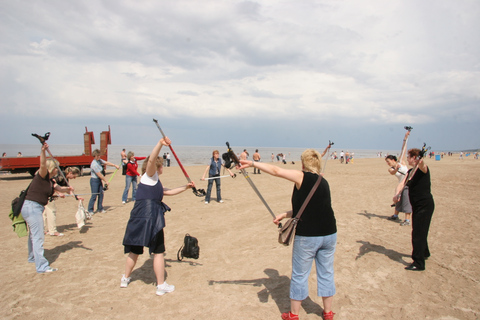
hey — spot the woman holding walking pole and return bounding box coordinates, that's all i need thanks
[21,143,73,273]
[121,137,195,296]
[394,147,435,271]
[238,149,337,320]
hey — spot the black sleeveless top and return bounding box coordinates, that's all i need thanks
[292,172,337,236]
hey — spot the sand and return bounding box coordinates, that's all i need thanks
[1,156,479,320]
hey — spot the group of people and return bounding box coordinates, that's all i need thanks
[18,129,435,320]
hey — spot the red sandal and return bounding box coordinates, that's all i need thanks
[323,311,335,320]
[281,311,299,320]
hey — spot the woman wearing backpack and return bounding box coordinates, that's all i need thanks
[121,137,195,296]
[21,143,73,273]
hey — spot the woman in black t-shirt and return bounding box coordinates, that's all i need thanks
[239,149,337,320]
[394,148,435,271]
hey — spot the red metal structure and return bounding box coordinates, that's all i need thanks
[0,126,111,176]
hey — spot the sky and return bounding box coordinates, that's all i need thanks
[1,0,479,151]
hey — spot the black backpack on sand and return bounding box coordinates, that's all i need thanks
[177,234,199,261]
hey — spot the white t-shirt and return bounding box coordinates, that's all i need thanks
[140,171,159,186]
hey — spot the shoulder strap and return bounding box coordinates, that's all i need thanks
[295,175,322,221]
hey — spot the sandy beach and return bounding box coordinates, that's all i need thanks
[1,155,479,320]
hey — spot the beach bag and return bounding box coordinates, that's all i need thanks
[177,234,199,261]
[75,200,87,228]
[278,175,322,246]
[11,183,31,218]
[278,217,299,246]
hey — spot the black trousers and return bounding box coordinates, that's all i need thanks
[411,199,435,269]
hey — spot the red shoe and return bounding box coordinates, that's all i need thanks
[281,311,299,320]
[323,311,335,320]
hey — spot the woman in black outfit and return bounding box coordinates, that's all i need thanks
[394,148,435,271]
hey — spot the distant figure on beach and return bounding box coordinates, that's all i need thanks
[271,153,274,162]
[21,143,73,273]
[386,130,412,226]
[394,148,435,271]
[121,149,128,175]
[121,149,127,163]
[17,152,22,157]
[87,149,119,215]
[44,167,82,237]
[253,149,261,174]
[240,149,249,160]
[345,151,350,164]
[166,152,171,167]
[459,152,463,160]
[238,149,337,320]
[201,150,234,204]
[339,151,344,164]
[121,137,195,295]
[2,152,6,157]
[122,151,146,204]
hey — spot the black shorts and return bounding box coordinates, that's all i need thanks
[124,229,165,255]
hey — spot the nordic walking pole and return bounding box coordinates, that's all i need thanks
[202,174,237,181]
[322,140,334,173]
[226,142,281,228]
[32,132,77,200]
[152,119,206,197]
[103,162,122,191]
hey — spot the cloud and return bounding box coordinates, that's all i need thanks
[0,0,479,150]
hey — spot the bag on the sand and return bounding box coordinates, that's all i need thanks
[75,200,87,228]
[278,175,322,246]
[177,234,199,261]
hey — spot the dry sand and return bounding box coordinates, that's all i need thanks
[1,156,479,319]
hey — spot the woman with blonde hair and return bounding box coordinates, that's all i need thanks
[21,143,73,273]
[238,149,337,320]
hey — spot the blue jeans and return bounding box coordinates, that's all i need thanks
[205,177,221,202]
[290,233,337,300]
[21,200,51,273]
[122,175,138,202]
[88,178,104,212]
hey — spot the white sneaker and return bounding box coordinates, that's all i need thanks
[205,201,209,204]
[218,200,224,203]
[122,201,126,204]
[156,282,175,295]
[43,267,58,273]
[120,275,131,288]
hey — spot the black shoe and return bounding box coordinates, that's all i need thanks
[405,264,424,271]
[387,215,400,221]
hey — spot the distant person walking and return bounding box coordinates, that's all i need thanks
[201,150,234,204]
[240,149,249,160]
[88,149,119,215]
[253,149,261,174]
[122,151,146,204]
